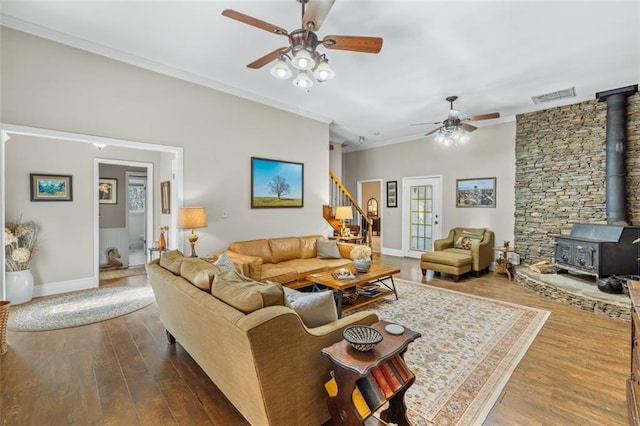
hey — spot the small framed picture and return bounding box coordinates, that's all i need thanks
[456,177,496,208]
[30,174,73,201]
[99,178,118,204]
[161,180,171,214]
[387,180,397,208]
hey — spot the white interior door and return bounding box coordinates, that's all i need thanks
[402,176,442,258]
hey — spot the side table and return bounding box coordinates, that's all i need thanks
[493,246,517,281]
[321,320,421,425]
[148,247,168,262]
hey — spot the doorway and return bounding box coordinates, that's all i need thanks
[402,176,442,259]
[358,180,382,253]
[126,171,148,266]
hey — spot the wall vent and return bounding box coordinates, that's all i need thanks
[531,87,576,104]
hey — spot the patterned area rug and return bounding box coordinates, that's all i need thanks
[7,287,155,331]
[352,279,550,426]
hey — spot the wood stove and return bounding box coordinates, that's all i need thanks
[554,224,639,279]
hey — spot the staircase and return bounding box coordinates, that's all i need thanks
[324,171,373,246]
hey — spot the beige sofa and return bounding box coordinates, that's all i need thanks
[220,234,356,289]
[147,251,378,426]
[433,227,495,273]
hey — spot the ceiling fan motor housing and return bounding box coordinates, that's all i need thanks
[290,29,319,54]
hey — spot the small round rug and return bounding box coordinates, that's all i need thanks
[7,286,155,332]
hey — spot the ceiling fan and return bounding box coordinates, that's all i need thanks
[221,0,383,88]
[412,96,500,140]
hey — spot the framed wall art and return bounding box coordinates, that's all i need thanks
[161,180,171,214]
[251,157,303,208]
[456,177,496,208]
[387,180,397,208]
[30,173,73,201]
[98,178,117,204]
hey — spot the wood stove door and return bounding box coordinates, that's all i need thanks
[555,239,573,266]
[574,242,597,272]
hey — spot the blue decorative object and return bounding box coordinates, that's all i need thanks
[354,258,372,273]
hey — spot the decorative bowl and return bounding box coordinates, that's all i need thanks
[343,325,383,351]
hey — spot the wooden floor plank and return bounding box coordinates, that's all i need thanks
[1,255,630,425]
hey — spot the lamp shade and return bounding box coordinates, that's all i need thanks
[335,206,353,220]
[178,207,208,229]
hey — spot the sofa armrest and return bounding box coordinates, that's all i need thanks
[474,231,495,271]
[221,250,263,281]
[434,229,456,251]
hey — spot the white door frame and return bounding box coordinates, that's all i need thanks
[0,123,183,298]
[402,175,443,258]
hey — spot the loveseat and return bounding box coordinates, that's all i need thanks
[433,227,495,273]
[147,251,378,426]
[219,234,356,289]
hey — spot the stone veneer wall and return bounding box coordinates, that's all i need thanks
[515,91,640,265]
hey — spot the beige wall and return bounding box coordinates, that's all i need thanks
[1,27,331,290]
[344,122,516,253]
[99,164,146,229]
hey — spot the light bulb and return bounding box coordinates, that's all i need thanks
[291,49,315,71]
[292,71,313,89]
[270,59,292,79]
[313,58,335,81]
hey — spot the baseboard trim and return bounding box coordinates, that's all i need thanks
[33,277,98,297]
[381,247,403,257]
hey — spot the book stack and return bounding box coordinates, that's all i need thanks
[356,284,381,297]
[324,355,413,419]
[331,272,358,280]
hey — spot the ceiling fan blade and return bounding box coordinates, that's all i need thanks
[322,35,383,53]
[303,0,336,31]
[459,122,478,132]
[222,9,288,36]
[247,47,290,69]
[425,126,442,136]
[466,112,500,121]
[411,121,441,126]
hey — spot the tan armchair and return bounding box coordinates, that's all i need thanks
[434,227,495,274]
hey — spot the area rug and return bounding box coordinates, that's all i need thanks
[351,278,550,426]
[7,286,155,331]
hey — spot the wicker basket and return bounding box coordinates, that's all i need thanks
[0,300,10,356]
[343,325,383,351]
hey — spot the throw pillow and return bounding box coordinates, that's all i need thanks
[283,287,338,328]
[212,269,284,314]
[159,250,185,275]
[214,253,237,271]
[180,258,222,292]
[317,239,341,259]
[454,236,473,250]
[461,229,485,240]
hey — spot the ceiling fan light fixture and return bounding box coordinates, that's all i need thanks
[291,48,315,71]
[270,58,292,79]
[313,56,335,81]
[292,71,314,89]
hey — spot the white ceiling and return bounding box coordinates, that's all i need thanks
[1,1,639,151]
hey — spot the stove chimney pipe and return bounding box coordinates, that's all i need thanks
[596,85,638,225]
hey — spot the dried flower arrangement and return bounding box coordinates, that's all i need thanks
[350,245,372,260]
[5,219,39,271]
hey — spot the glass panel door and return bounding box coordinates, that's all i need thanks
[403,177,441,258]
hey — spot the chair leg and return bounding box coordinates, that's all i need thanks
[452,275,460,282]
[421,268,427,276]
[166,329,176,344]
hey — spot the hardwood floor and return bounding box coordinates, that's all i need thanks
[0,256,630,425]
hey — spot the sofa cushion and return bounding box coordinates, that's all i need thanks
[299,235,321,259]
[269,237,301,263]
[159,250,185,275]
[260,263,298,284]
[212,270,284,314]
[279,259,328,279]
[283,287,338,328]
[461,228,485,239]
[317,239,341,259]
[181,258,222,292]
[229,239,274,263]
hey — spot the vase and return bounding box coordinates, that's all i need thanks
[158,232,166,250]
[354,259,372,273]
[6,270,34,305]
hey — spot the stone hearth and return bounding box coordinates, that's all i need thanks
[514,266,631,321]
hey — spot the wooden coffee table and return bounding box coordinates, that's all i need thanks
[307,263,400,316]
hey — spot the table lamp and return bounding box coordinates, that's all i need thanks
[335,206,353,237]
[178,207,208,257]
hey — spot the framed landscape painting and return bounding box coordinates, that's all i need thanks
[30,173,73,201]
[251,157,303,208]
[456,177,496,208]
[98,178,117,204]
